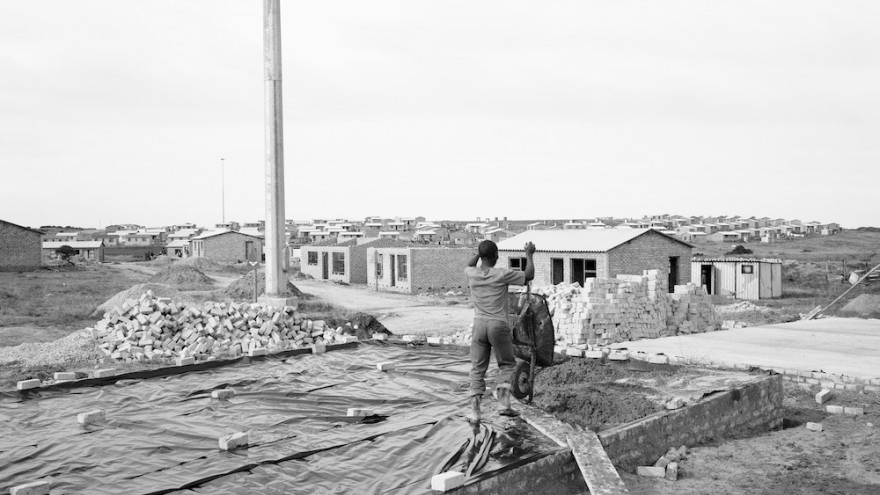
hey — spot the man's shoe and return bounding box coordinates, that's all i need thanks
[496,385,519,417]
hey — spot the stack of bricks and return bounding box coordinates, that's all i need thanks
[534,270,718,346]
[88,290,356,363]
[665,283,718,335]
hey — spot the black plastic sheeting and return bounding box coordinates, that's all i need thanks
[0,343,560,494]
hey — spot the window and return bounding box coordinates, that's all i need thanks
[741,264,754,274]
[332,252,345,275]
[571,258,597,287]
[307,251,318,265]
[509,257,527,271]
[397,255,408,281]
[376,254,383,278]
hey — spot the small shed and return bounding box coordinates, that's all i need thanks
[691,258,782,300]
[497,229,693,290]
[0,219,43,271]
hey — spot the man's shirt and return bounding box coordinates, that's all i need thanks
[465,266,526,321]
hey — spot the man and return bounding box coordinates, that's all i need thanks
[465,239,535,422]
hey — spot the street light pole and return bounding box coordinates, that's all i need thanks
[220,157,226,224]
[259,0,295,309]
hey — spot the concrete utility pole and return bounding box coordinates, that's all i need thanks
[259,0,296,309]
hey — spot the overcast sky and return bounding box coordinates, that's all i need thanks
[1,1,878,229]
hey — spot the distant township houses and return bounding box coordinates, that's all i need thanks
[1,214,842,283]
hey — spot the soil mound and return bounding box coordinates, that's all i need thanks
[222,271,309,301]
[149,265,215,286]
[177,257,222,272]
[839,294,880,317]
[150,254,174,265]
[94,283,192,315]
[347,312,391,339]
[531,358,665,429]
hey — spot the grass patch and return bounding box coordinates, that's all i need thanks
[0,266,146,333]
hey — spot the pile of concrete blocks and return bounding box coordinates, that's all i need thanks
[666,283,718,335]
[88,290,357,363]
[534,271,718,347]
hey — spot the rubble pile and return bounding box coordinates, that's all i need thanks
[88,290,359,363]
[534,270,718,346]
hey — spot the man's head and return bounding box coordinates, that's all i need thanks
[478,240,498,266]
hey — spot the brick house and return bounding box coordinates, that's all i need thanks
[0,219,43,271]
[191,230,263,263]
[366,246,473,294]
[497,228,693,291]
[42,240,105,262]
[300,238,409,284]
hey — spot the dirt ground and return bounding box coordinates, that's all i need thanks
[3,260,880,493]
[622,385,880,495]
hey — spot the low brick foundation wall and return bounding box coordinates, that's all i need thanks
[458,450,586,495]
[598,374,783,471]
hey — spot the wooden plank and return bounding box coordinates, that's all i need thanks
[566,433,630,495]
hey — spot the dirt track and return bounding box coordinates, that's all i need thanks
[293,279,473,336]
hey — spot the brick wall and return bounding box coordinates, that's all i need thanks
[0,221,41,271]
[598,374,783,471]
[498,252,611,287]
[411,247,473,292]
[201,233,263,263]
[607,230,692,288]
[299,245,366,284]
[368,247,412,293]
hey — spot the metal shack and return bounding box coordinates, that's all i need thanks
[691,258,782,300]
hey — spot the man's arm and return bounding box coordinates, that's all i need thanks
[523,242,536,282]
[467,252,480,267]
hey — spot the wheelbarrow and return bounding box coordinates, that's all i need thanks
[508,284,556,404]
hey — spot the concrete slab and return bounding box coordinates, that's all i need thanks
[611,317,880,380]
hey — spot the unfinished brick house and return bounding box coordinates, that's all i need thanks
[0,219,43,271]
[497,228,693,291]
[366,246,473,294]
[190,230,263,263]
[300,239,410,284]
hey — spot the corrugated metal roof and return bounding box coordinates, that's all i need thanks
[497,228,692,252]
[42,241,104,248]
[692,257,782,263]
[165,240,191,248]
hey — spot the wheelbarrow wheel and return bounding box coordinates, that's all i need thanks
[511,360,531,400]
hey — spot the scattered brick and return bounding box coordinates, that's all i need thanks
[93,368,117,378]
[219,431,248,451]
[212,389,235,400]
[431,471,465,492]
[636,466,666,477]
[825,405,844,415]
[654,455,669,468]
[815,389,832,404]
[77,409,105,425]
[16,379,41,391]
[347,408,375,417]
[566,347,584,357]
[844,407,864,416]
[608,351,629,361]
[9,480,50,495]
[376,362,396,371]
[176,356,195,366]
[53,372,77,381]
[247,348,268,357]
[311,343,326,354]
[806,422,823,432]
[665,462,679,481]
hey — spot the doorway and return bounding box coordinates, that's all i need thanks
[551,258,564,285]
[668,256,680,292]
[700,264,713,295]
[390,255,396,287]
[322,252,329,280]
